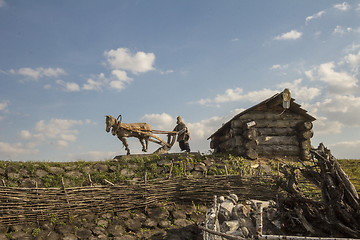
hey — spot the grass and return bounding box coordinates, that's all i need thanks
[0,155,359,191]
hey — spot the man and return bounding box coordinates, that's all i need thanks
[173,116,191,152]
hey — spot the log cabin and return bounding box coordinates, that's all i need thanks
[208,89,316,160]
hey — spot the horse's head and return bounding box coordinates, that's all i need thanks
[105,115,116,133]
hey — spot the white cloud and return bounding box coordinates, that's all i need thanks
[333,25,353,36]
[195,88,277,106]
[307,62,358,94]
[104,48,155,74]
[274,30,302,40]
[11,67,66,80]
[159,69,174,75]
[141,113,174,130]
[188,116,226,140]
[56,80,80,92]
[270,64,289,70]
[0,0,6,8]
[277,78,321,101]
[305,10,325,23]
[343,50,360,73]
[313,116,344,135]
[83,73,108,91]
[318,95,360,126]
[0,142,39,159]
[109,69,133,91]
[328,139,360,159]
[0,100,9,120]
[16,118,86,149]
[0,100,9,112]
[334,2,351,11]
[18,130,32,140]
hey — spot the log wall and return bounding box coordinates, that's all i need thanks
[210,110,314,160]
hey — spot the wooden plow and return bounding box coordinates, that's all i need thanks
[117,125,177,154]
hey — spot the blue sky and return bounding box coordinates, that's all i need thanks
[1,0,360,161]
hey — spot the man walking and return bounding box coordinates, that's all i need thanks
[173,116,191,153]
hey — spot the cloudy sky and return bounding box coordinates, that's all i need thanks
[1,1,360,161]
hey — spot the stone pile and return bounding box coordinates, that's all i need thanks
[0,202,206,240]
[202,194,282,239]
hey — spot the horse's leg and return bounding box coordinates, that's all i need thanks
[139,138,147,152]
[120,137,130,155]
[145,137,149,152]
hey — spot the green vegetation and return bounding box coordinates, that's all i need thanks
[0,155,359,193]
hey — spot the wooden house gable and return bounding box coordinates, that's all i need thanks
[208,90,316,160]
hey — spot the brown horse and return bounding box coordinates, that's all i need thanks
[105,115,152,155]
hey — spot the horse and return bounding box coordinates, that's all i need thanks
[105,115,152,155]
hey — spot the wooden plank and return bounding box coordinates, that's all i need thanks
[257,135,299,146]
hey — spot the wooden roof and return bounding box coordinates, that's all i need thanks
[208,92,316,140]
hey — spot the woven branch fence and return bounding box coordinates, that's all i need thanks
[0,175,277,226]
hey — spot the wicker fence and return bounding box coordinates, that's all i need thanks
[0,175,277,226]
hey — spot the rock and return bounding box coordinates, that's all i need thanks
[241,226,250,237]
[94,164,109,172]
[108,224,125,237]
[40,222,53,231]
[62,234,77,240]
[121,235,137,240]
[11,231,33,240]
[0,168,5,176]
[96,234,108,240]
[146,206,169,221]
[194,163,207,172]
[158,219,170,228]
[101,212,113,219]
[19,168,30,177]
[203,158,214,166]
[46,231,61,240]
[34,229,51,240]
[8,172,20,179]
[149,230,167,240]
[184,204,197,215]
[21,178,36,188]
[266,207,278,221]
[227,194,238,204]
[221,220,240,232]
[82,166,92,174]
[189,212,204,224]
[233,203,251,218]
[55,224,75,237]
[173,218,192,228]
[132,212,147,223]
[143,218,157,228]
[120,168,135,177]
[48,167,65,175]
[157,160,172,166]
[185,162,194,171]
[0,225,9,234]
[92,226,106,236]
[35,169,48,178]
[76,228,92,239]
[226,229,245,238]
[219,199,235,221]
[65,171,83,178]
[124,219,142,232]
[97,219,109,228]
[172,209,186,219]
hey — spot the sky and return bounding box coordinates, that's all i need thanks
[1,1,360,161]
